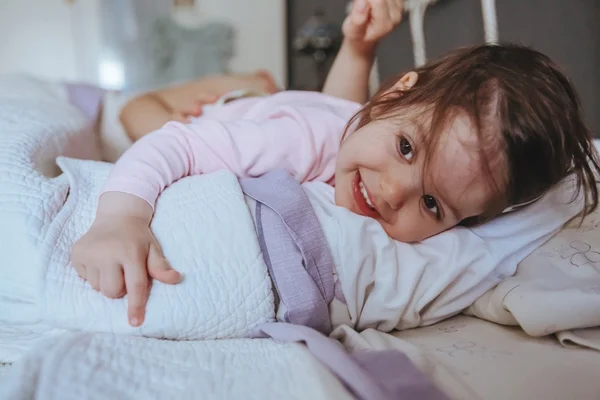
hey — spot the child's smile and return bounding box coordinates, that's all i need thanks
[352,171,380,219]
[334,110,506,243]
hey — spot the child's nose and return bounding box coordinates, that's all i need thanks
[380,172,413,211]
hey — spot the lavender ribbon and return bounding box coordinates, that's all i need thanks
[240,169,335,334]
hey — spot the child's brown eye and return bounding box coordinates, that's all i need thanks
[397,137,413,161]
[423,195,441,220]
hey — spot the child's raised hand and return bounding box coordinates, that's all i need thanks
[70,192,182,327]
[343,0,405,53]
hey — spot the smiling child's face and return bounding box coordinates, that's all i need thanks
[334,74,505,243]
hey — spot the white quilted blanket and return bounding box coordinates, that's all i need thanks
[0,75,274,362]
[39,157,275,339]
[2,153,276,343]
[0,75,359,400]
[0,76,102,362]
[0,332,352,400]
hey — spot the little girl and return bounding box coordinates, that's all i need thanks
[72,0,600,329]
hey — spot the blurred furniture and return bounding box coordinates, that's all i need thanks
[286,0,348,90]
[292,9,342,91]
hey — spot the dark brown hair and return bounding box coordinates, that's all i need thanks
[345,43,600,224]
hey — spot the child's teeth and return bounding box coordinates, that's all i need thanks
[359,180,375,209]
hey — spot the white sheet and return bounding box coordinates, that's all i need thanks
[465,200,600,351]
[0,364,10,380]
[0,333,354,400]
[333,315,600,400]
[4,315,600,400]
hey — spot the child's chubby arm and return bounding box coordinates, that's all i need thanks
[323,0,405,104]
[119,91,218,142]
[71,102,346,327]
[120,72,279,142]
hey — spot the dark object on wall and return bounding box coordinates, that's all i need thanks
[292,9,342,90]
[286,0,349,90]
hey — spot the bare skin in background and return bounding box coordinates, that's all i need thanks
[119,69,279,141]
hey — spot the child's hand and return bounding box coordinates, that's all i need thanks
[70,193,181,327]
[343,0,405,54]
[170,93,220,123]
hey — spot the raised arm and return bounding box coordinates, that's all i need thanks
[322,0,405,104]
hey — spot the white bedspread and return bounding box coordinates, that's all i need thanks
[0,75,351,398]
[1,154,275,344]
[0,76,100,363]
[38,157,274,340]
[0,75,273,363]
[0,332,353,400]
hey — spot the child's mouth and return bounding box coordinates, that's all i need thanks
[352,171,379,219]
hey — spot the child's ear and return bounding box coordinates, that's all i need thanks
[391,71,419,92]
[369,71,419,119]
[378,71,419,102]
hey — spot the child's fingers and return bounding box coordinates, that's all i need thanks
[170,112,190,123]
[100,265,126,299]
[366,0,393,40]
[351,0,370,24]
[72,262,86,280]
[255,69,279,94]
[87,267,100,291]
[343,0,369,37]
[180,93,218,116]
[196,93,219,103]
[387,0,404,24]
[180,105,202,118]
[124,263,150,327]
[147,244,181,285]
[181,96,216,119]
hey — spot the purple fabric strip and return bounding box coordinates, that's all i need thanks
[240,169,335,334]
[64,82,106,122]
[351,350,448,399]
[240,172,449,399]
[257,322,450,400]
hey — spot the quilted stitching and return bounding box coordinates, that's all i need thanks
[0,332,353,400]
[39,158,275,339]
[0,95,100,303]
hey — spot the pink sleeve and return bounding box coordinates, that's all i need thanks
[101,106,344,209]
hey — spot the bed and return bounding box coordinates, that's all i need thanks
[1,319,599,399]
[392,316,600,399]
[0,75,599,400]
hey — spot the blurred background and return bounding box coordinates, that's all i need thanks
[0,0,598,133]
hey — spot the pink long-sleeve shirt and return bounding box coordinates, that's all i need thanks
[102,91,362,207]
